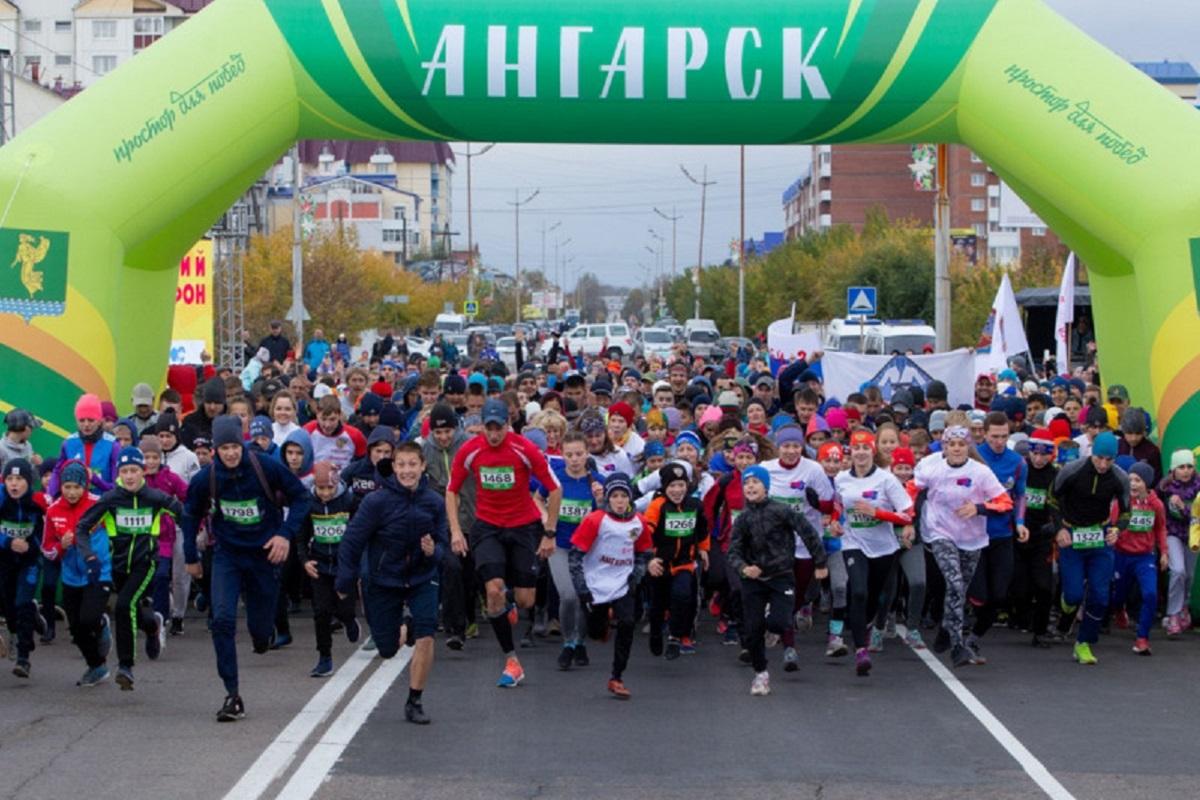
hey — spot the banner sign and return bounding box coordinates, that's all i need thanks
[169,240,214,363]
[767,315,822,376]
[821,349,975,406]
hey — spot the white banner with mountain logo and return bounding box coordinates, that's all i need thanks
[821,349,976,408]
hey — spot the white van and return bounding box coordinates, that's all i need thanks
[824,318,883,354]
[865,320,937,354]
[433,313,465,336]
[684,318,719,335]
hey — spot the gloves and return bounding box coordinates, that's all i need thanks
[86,558,101,585]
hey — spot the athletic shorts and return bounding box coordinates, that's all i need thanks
[471,519,541,589]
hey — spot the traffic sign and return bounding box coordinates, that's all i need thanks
[463,300,479,316]
[382,295,409,304]
[847,286,877,317]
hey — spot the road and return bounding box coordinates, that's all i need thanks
[0,610,1196,800]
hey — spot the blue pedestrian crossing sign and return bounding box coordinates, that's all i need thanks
[847,286,877,317]
[464,300,479,316]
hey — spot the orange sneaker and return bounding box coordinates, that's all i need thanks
[607,679,630,699]
[1132,637,1152,656]
[497,657,524,688]
[507,604,519,627]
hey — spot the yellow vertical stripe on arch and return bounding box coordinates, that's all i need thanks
[814,0,939,140]
[836,0,864,56]
[395,0,419,52]
[320,0,446,139]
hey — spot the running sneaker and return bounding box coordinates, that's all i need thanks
[405,699,431,724]
[1072,642,1098,665]
[1112,608,1130,630]
[344,617,361,644]
[40,623,55,645]
[884,614,898,639]
[750,671,770,696]
[951,645,976,668]
[310,657,334,678]
[546,619,561,638]
[12,659,31,679]
[904,628,925,650]
[933,627,951,654]
[679,637,696,655]
[716,619,729,635]
[573,643,590,667]
[497,657,525,688]
[217,694,245,722]
[709,596,722,618]
[269,632,293,650]
[868,627,884,653]
[519,627,536,649]
[77,665,110,687]
[98,615,112,660]
[464,623,479,639]
[855,648,872,676]
[170,617,184,636]
[607,678,631,699]
[557,645,574,670]
[764,632,780,649]
[446,635,464,651]
[782,646,799,672]
[965,634,987,665]
[115,665,134,690]
[722,627,739,646]
[1165,614,1183,639]
[665,637,681,661]
[194,592,208,613]
[738,648,752,664]
[532,610,548,638]
[825,634,848,658]
[794,606,814,632]
[146,612,164,660]
[1132,637,1152,656]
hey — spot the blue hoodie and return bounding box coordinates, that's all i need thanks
[278,428,314,477]
[979,442,1026,539]
[181,449,310,562]
[0,485,43,567]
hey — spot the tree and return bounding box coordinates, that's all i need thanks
[621,288,650,323]
[573,272,608,322]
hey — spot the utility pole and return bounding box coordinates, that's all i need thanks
[654,206,681,276]
[287,145,310,345]
[739,146,746,339]
[681,164,716,320]
[648,229,665,316]
[0,49,14,145]
[436,222,460,281]
[555,235,572,320]
[453,143,496,320]
[544,220,561,317]
[508,188,539,323]
[934,144,951,352]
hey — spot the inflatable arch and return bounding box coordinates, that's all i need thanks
[1,0,1198,454]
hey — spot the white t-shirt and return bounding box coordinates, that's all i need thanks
[272,420,301,447]
[912,454,1007,551]
[1073,433,1093,458]
[571,511,654,604]
[835,467,913,558]
[616,430,645,465]
[762,457,832,559]
[634,465,714,513]
[591,449,635,480]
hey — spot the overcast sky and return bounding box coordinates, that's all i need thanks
[448,1,1200,291]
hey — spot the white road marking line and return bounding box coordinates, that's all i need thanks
[222,646,378,800]
[275,645,414,800]
[898,625,1078,800]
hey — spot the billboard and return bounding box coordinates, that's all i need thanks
[169,240,214,364]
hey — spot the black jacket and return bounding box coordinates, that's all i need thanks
[295,481,356,576]
[1050,457,1130,531]
[728,497,826,579]
[76,482,183,574]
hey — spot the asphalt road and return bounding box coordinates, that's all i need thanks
[1,609,1197,800]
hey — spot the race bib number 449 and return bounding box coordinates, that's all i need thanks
[480,466,516,491]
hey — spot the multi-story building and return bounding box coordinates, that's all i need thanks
[266,141,455,267]
[782,143,1062,266]
[1134,60,1199,104]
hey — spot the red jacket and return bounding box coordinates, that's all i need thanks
[42,493,98,561]
[1114,492,1167,556]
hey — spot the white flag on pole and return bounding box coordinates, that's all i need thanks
[975,272,1030,377]
[1054,253,1076,375]
[766,306,821,375]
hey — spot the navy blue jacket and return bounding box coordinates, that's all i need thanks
[335,475,447,596]
[295,481,357,576]
[0,488,44,568]
[181,450,309,563]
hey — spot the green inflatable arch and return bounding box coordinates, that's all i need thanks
[1,0,1198,454]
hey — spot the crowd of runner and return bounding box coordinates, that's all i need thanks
[2,324,1198,724]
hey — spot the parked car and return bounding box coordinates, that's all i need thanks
[686,328,722,359]
[555,322,633,359]
[405,336,432,358]
[633,327,675,361]
[496,336,519,371]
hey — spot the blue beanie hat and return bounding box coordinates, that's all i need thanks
[674,430,702,452]
[742,464,771,492]
[117,446,145,469]
[773,424,806,447]
[60,460,89,488]
[1092,431,1119,459]
[250,416,273,440]
[643,440,666,458]
[212,415,243,449]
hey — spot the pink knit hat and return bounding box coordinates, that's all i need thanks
[75,393,103,422]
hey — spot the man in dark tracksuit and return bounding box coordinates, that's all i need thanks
[182,416,308,722]
[75,447,182,691]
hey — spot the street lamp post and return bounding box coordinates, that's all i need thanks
[555,235,572,319]
[681,165,716,320]
[648,229,665,316]
[654,206,681,277]
[508,188,539,323]
[452,142,496,319]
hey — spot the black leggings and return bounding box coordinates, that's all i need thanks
[585,591,637,681]
[845,550,897,649]
[63,583,110,668]
[311,573,357,658]
[740,576,795,673]
[1010,538,1053,635]
[968,537,1015,637]
[648,570,698,642]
